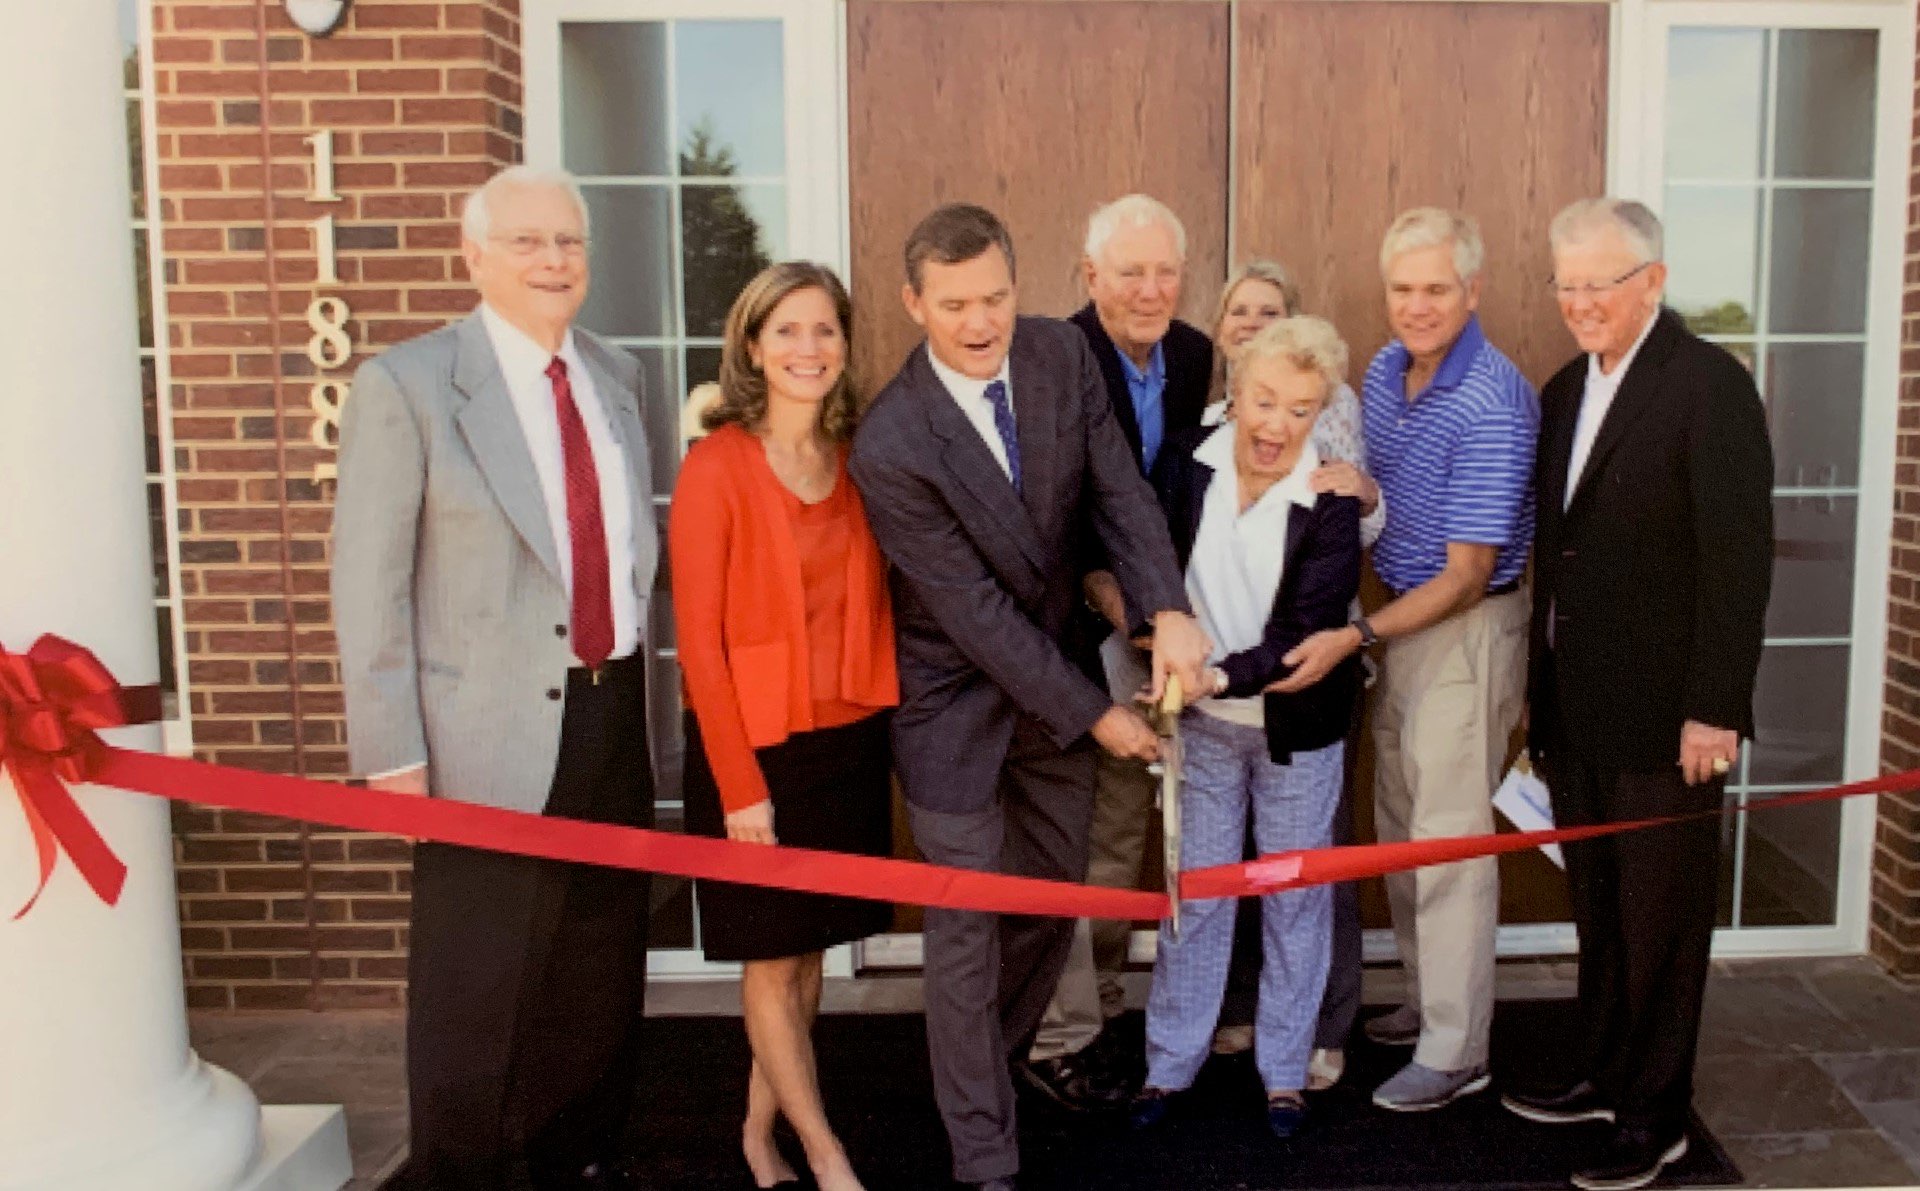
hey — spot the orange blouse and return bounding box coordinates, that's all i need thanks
[668,424,899,813]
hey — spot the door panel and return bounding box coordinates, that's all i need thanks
[847,1,1230,391]
[1234,1,1608,386]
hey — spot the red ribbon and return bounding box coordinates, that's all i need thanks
[0,637,136,918]
[4,632,1913,922]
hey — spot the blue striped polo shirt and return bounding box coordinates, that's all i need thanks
[1362,315,1540,594]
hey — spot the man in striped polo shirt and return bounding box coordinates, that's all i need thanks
[1272,207,1539,1111]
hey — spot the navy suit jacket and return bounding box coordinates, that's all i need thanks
[1152,425,1362,763]
[849,316,1191,813]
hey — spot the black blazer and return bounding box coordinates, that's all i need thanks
[1527,307,1774,772]
[1068,302,1215,472]
[1152,426,1362,764]
[849,316,1192,814]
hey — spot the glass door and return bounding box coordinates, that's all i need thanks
[1630,1,1907,953]
[525,0,845,973]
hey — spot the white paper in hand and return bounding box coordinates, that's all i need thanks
[1493,759,1564,869]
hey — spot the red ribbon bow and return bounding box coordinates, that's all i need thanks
[1,635,135,918]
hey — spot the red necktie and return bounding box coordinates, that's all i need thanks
[545,356,615,669]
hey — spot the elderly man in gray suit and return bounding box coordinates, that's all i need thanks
[849,204,1210,1191]
[332,164,655,1190]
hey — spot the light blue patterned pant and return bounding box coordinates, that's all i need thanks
[1144,711,1342,1092]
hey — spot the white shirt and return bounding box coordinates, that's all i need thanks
[1185,427,1321,726]
[927,348,1016,481]
[480,302,641,662]
[1565,308,1659,507]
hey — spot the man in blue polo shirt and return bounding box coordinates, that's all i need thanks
[1273,207,1538,1112]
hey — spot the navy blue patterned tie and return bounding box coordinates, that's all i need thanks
[983,379,1022,494]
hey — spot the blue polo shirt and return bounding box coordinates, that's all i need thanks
[1118,340,1168,473]
[1362,315,1540,594]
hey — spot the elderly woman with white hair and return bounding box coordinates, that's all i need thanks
[1128,317,1364,1140]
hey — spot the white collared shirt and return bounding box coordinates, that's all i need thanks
[1186,426,1321,726]
[927,348,1016,481]
[1565,308,1659,507]
[479,302,641,661]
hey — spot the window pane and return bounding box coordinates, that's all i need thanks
[561,22,670,176]
[1663,186,1760,334]
[649,650,686,807]
[681,184,782,338]
[1765,342,1862,489]
[133,228,153,349]
[1774,30,1877,181]
[1767,187,1872,335]
[625,345,680,493]
[1767,495,1855,639]
[675,20,785,178]
[142,356,160,474]
[154,603,178,717]
[127,97,145,217]
[147,480,169,599]
[579,185,673,337]
[1739,793,1840,926]
[686,345,722,391]
[1665,28,1767,181]
[1748,644,1848,785]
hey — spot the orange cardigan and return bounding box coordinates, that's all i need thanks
[668,424,899,812]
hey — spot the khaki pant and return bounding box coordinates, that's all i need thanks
[1373,589,1528,1072]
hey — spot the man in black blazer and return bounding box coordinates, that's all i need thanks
[1504,198,1772,1191]
[1032,194,1217,1090]
[849,203,1209,1191]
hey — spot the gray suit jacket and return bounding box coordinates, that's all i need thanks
[331,312,658,813]
[848,316,1189,814]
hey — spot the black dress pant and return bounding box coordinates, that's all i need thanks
[1542,744,1723,1134]
[395,655,653,1190]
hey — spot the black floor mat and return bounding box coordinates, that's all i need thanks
[629,1000,1741,1190]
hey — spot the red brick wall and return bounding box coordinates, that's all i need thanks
[152,0,520,1009]
[1872,7,1920,980]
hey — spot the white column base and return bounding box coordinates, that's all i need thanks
[1,1061,257,1191]
[236,1105,354,1191]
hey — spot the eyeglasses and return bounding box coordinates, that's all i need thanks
[1547,261,1654,300]
[491,231,590,257]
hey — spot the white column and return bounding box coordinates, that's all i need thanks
[0,5,262,1190]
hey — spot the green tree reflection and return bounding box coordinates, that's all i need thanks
[680,120,772,338]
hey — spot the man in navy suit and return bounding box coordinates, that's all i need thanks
[849,203,1209,1191]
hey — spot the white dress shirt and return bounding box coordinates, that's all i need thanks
[1186,427,1322,727]
[480,302,641,661]
[1565,308,1659,507]
[927,348,1016,482]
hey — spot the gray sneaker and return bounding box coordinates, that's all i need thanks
[1361,1004,1422,1046]
[1372,1060,1492,1112]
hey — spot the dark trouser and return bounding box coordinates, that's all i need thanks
[907,719,1097,1185]
[1542,747,1723,1135]
[1221,700,1363,1049]
[397,656,653,1190]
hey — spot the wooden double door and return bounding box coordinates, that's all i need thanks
[846,0,1610,936]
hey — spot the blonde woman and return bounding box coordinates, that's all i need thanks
[1130,318,1363,1138]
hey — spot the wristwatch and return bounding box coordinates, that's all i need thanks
[1350,617,1378,649]
[1207,665,1229,697]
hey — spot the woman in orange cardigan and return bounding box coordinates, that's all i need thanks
[670,262,898,1191]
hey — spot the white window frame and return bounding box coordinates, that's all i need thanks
[523,0,849,979]
[1613,0,1915,958]
[131,0,192,758]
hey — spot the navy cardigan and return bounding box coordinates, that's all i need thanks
[1151,426,1363,763]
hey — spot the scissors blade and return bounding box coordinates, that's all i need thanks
[1161,725,1182,940]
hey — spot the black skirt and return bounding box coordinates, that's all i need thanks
[681,709,895,962]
